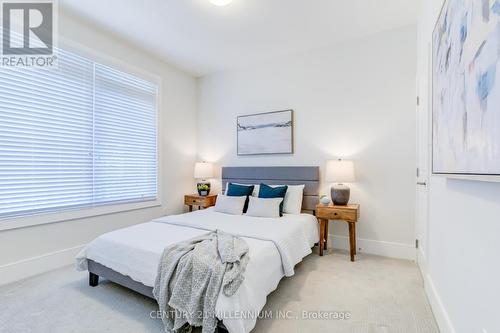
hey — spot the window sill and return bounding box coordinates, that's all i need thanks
[0,199,162,232]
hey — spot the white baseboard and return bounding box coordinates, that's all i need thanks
[0,244,86,286]
[329,234,416,260]
[417,251,456,333]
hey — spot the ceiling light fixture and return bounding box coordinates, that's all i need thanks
[209,0,232,6]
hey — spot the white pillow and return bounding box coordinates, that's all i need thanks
[245,196,283,218]
[269,184,305,215]
[214,194,246,215]
[225,183,304,214]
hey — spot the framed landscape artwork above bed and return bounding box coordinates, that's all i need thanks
[237,110,293,155]
[432,0,500,180]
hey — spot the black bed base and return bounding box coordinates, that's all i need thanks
[89,272,99,287]
[88,260,154,298]
[87,260,229,332]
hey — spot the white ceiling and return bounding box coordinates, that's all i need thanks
[61,0,420,77]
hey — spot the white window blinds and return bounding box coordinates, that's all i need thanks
[93,64,157,204]
[0,49,158,219]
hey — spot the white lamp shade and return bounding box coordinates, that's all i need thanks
[326,160,355,183]
[194,162,214,179]
[209,0,232,5]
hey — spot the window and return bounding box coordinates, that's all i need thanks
[0,48,158,220]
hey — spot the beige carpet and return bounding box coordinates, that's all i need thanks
[0,249,439,333]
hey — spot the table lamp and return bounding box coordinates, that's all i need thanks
[194,162,214,196]
[326,159,355,205]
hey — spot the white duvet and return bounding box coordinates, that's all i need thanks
[76,208,319,333]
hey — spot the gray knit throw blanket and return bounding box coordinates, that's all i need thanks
[153,230,249,333]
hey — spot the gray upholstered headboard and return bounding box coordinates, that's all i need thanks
[221,166,319,213]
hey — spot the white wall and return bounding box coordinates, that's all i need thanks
[417,2,500,333]
[197,26,418,259]
[0,9,198,285]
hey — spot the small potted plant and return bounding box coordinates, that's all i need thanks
[197,183,210,196]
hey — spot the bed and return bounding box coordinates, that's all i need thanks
[76,166,320,333]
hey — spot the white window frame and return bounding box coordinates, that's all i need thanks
[0,37,163,231]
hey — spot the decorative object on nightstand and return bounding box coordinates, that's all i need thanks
[316,203,360,260]
[194,162,214,196]
[184,194,217,212]
[319,195,331,205]
[326,159,355,205]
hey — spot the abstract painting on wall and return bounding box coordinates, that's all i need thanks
[433,0,500,178]
[237,110,293,155]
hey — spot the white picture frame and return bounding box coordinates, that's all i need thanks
[432,0,500,181]
[237,110,293,156]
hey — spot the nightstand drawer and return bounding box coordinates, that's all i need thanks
[184,194,217,208]
[185,197,206,206]
[317,207,357,221]
[184,194,217,212]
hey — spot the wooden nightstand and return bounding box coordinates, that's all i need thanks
[184,194,217,212]
[316,203,360,260]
